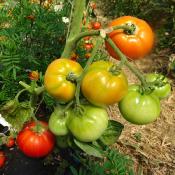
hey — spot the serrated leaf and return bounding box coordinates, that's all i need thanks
[99,120,124,146]
[74,139,103,158]
[4,102,32,132]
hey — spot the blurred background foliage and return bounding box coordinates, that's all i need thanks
[0,0,70,106]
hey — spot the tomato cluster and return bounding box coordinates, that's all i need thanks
[13,15,171,159]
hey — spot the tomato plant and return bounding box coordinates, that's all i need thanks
[6,137,15,148]
[119,85,161,125]
[49,106,69,136]
[17,121,55,158]
[44,58,83,103]
[105,16,154,60]
[66,105,108,142]
[81,60,128,106]
[0,151,6,168]
[145,73,171,99]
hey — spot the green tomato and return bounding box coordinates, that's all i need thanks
[66,105,108,142]
[119,85,161,125]
[49,107,69,136]
[145,73,171,99]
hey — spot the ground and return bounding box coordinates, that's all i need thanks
[108,55,175,175]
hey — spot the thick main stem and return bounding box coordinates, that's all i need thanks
[61,0,86,58]
[106,37,147,87]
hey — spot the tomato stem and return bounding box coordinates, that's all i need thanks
[105,37,148,87]
[75,38,103,105]
[61,0,86,58]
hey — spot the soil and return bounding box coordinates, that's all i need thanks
[0,146,58,175]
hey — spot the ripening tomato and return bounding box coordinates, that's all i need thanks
[6,137,15,148]
[105,16,154,60]
[17,121,55,158]
[145,73,171,99]
[119,85,161,125]
[44,59,83,103]
[49,106,69,136]
[81,60,128,106]
[92,21,101,30]
[66,105,108,142]
[0,151,6,168]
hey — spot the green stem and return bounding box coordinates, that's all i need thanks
[61,0,86,58]
[105,37,147,87]
[62,24,134,59]
[19,81,45,95]
[75,38,103,105]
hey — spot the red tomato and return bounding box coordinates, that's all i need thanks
[17,121,55,158]
[6,137,15,148]
[105,16,154,60]
[92,21,101,30]
[0,151,6,168]
[84,43,93,51]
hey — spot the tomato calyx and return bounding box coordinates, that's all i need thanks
[123,23,136,35]
[30,122,48,134]
[73,104,85,117]
[66,72,78,83]
[108,64,121,76]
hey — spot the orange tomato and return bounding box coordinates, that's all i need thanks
[105,16,154,60]
[81,61,128,106]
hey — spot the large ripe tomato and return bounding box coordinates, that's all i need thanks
[17,121,55,158]
[44,58,83,103]
[105,16,154,60]
[49,106,69,136]
[145,73,171,99]
[66,105,108,142]
[119,85,160,125]
[81,60,128,106]
[0,151,6,168]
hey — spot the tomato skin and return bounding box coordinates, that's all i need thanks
[145,73,171,99]
[0,151,6,168]
[44,58,83,103]
[81,60,128,106]
[17,121,55,158]
[67,105,108,142]
[105,16,154,60]
[6,137,15,148]
[49,107,69,136]
[119,85,161,125]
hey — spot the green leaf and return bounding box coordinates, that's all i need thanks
[4,102,32,132]
[99,120,124,146]
[74,139,103,158]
